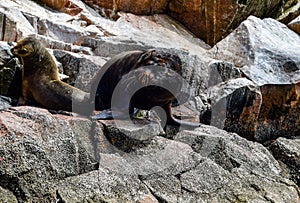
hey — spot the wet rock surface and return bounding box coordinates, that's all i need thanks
[0,0,299,202]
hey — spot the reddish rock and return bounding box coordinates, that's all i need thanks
[169,0,290,46]
[83,0,300,45]
[83,0,168,19]
[255,83,300,141]
[84,0,168,15]
[288,15,300,35]
[39,0,82,16]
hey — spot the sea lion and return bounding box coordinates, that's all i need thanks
[11,36,90,114]
[90,49,200,128]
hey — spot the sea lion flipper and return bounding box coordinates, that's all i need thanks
[91,108,134,120]
[91,109,113,120]
[162,102,200,129]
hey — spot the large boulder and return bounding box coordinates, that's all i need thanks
[208,16,300,141]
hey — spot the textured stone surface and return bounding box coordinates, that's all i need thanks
[173,126,300,202]
[0,106,100,202]
[268,137,300,186]
[206,78,262,140]
[209,16,300,141]
[0,41,22,99]
[210,16,300,86]
[289,15,300,35]
[83,0,300,45]
[0,187,17,203]
[1,106,299,202]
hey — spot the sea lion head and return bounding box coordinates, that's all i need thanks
[11,36,41,58]
[137,49,182,75]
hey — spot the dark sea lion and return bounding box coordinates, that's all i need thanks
[11,36,90,114]
[90,49,200,128]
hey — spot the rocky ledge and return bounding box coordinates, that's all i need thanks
[0,106,299,202]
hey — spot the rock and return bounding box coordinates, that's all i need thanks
[288,15,300,35]
[83,0,169,19]
[170,0,300,45]
[0,106,101,202]
[277,1,300,24]
[98,136,202,202]
[83,0,299,45]
[39,0,69,11]
[0,1,36,39]
[56,169,158,203]
[255,83,300,141]
[0,95,12,110]
[267,137,300,186]
[0,41,22,100]
[0,186,17,203]
[39,0,83,16]
[209,16,300,141]
[210,16,300,86]
[172,125,300,202]
[52,50,107,91]
[0,106,299,202]
[205,78,262,140]
[207,60,243,87]
[99,119,163,152]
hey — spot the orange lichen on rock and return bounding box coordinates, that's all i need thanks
[39,0,82,16]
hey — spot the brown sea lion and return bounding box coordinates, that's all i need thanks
[90,49,200,128]
[11,36,90,114]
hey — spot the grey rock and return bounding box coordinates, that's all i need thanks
[0,95,11,111]
[203,78,261,140]
[53,50,107,91]
[207,60,243,87]
[0,0,300,202]
[172,125,300,202]
[210,16,300,86]
[208,16,300,141]
[0,106,101,202]
[0,41,22,99]
[56,169,158,203]
[268,137,300,186]
[0,186,18,203]
[99,119,163,152]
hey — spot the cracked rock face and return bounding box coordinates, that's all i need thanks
[0,106,299,202]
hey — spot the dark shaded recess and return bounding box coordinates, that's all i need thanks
[267,142,300,187]
[224,87,257,141]
[0,173,26,202]
[199,103,212,125]
[283,61,299,73]
[6,65,22,102]
[238,0,248,5]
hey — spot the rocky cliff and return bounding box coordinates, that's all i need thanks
[0,0,300,202]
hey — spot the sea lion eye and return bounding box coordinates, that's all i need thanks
[18,48,29,55]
